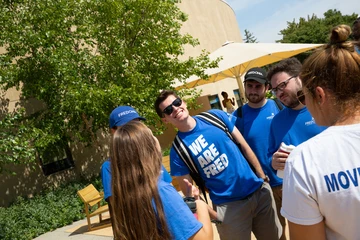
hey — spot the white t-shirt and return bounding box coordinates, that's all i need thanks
[281,123,360,240]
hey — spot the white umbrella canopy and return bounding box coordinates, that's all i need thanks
[175,42,323,104]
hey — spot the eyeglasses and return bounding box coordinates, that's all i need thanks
[296,90,306,105]
[271,76,296,95]
[162,98,182,115]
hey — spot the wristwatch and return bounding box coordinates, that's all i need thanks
[183,197,197,213]
[262,175,270,182]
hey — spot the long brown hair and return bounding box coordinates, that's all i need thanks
[300,24,360,118]
[110,121,171,239]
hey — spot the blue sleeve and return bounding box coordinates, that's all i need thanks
[100,160,112,200]
[161,165,173,183]
[158,181,202,240]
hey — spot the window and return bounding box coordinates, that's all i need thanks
[233,89,243,107]
[39,139,74,176]
[208,94,222,110]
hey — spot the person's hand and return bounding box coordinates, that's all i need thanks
[183,179,200,200]
[271,150,289,170]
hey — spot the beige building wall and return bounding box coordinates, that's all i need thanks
[179,0,242,58]
[0,0,242,207]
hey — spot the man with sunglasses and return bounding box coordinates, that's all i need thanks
[155,90,281,240]
[267,58,326,238]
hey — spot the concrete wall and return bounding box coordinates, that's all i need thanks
[0,0,242,206]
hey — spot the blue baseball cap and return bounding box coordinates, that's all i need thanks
[109,106,146,128]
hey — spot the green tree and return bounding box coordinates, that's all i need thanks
[277,9,358,43]
[243,29,258,43]
[0,0,216,173]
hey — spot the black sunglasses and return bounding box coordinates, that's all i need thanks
[162,98,182,115]
[297,90,306,105]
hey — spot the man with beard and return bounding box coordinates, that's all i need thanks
[267,58,326,240]
[233,67,283,176]
[233,66,285,238]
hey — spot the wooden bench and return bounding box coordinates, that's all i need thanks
[77,184,111,231]
[162,155,181,192]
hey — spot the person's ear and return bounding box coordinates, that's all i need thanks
[315,86,326,105]
[295,77,302,87]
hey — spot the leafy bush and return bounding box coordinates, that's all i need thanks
[0,177,103,240]
[162,147,171,157]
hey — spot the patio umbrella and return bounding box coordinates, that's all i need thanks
[175,42,323,104]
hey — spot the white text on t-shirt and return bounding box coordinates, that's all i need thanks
[188,134,229,178]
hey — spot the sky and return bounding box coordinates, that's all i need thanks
[225,0,359,43]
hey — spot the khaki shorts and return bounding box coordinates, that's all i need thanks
[216,183,282,240]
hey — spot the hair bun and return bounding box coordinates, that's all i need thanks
[330,24,351,44]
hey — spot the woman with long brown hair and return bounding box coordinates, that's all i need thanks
[281,25,360,240]
[110,121,212,240]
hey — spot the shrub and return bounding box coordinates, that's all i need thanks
[0,177,103,240]
[162,147,171,156]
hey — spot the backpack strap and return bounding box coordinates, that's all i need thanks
[173,135,199,176]
[197,112,233,141]
[172,135,208,203]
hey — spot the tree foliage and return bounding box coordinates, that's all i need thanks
[277,9,358,43]
[0,108,39,173]
[243,29,258,43]
[0,0,216,173]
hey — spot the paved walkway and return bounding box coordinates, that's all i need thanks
[33,215,221,240]
[34,216,289,240]
[33,199,287,240]
[33,217,112,240]
[33,215,287,240]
